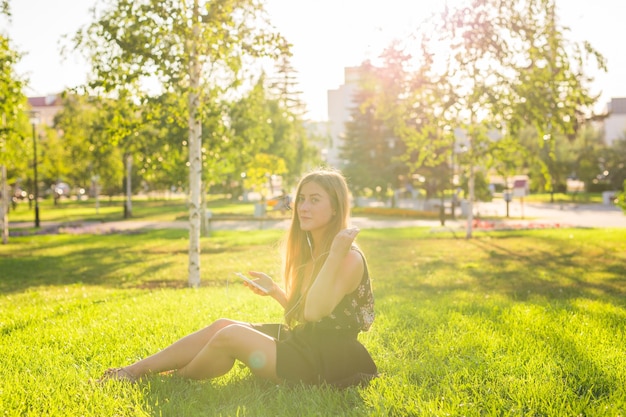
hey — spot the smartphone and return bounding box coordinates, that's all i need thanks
[234,272,270,293]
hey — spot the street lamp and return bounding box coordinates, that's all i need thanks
[29,112,40,228]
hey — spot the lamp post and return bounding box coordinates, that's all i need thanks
[29,112,40,228]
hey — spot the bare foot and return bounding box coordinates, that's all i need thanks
[97,367,138,383]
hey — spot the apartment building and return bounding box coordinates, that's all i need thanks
[604,97,626,146]
[27,94,63,127]
[326,67,360,169]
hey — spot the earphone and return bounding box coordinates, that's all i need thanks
[279,232,330,338]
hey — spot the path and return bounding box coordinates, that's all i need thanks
[8,200,626,234]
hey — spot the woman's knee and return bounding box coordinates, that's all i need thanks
[193,318,242,343]
[206,325,278,380]
[210,318,238,330]
[210,323,248,348]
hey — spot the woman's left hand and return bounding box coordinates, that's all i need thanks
[329,227,360,257]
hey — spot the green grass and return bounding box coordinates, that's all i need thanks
[7,195,287,225]
[1,226,625,416]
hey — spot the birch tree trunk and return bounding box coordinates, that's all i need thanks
[465,162,475,239]
[201,181,209,237]
[187,0,202,288]
[1,165,8,244]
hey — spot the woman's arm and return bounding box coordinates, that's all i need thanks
[303,229,363,322]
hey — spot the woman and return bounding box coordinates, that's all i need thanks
[99,167,377,388]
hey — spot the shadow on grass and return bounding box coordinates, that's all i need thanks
[465,235,626,302]
[3,228,624,304]
[367,230,626,305]
[140,374,367,416]
[0,229,249,294]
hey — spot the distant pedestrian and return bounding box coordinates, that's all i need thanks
[279,188,291,215]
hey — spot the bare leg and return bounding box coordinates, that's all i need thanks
[123,318,250,378]
[176,323,279,382]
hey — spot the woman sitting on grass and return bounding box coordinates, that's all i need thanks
[99,167,377,388]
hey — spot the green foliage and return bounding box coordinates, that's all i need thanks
[135,92,190,191]
[70,0,289,195]
[596,138,626,192]
[226,74,275,189]
[0,227,625,415]
[64,0,316,213]
[0,34,29,174]
[244,153,287,197]
[460,169,493,202]
[54,93,125,194]
[224,69,316,195]
[487,136,528,189]
[264,55,323,181]
[506,0,603,140]
[0,0,9,17]
[350,0,606,222]
[341,62,407,198]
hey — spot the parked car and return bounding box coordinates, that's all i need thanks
[13,186,28,201]
[53,182,71,197]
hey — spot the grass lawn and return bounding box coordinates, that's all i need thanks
[1,226,625,416]
[6,195,286,225]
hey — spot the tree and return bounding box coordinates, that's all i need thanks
[243,153,287,198]
[505,0,606,203]
[226,75,274,197]
[38,126,71,204]
[380,0,606,237]
[0,27,29,243]
[596,139,626,193]
[265,52,318,183]
[54,92,126,206]
[224,71,315,200]
[138,92,189,193]
[67,89,143,216]
[72,0,287,287]
[267,49,307,118]
[341,60,407,202]
[382,42,458,219]
[488,135,529,215]
[0,0,8,17]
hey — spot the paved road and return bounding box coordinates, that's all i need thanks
[471,200,626,229]
[9,200,626,234]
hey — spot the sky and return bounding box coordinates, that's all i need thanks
[3,0,626,121]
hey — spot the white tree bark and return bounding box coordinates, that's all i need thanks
[201,181,209,237]
[187,0,202,288]
[466,162,474,239]
[1,165,8,244]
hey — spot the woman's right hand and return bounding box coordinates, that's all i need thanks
[245,271,275,296]
[248,271,288,308]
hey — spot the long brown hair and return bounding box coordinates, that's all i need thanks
[282,167,351,326]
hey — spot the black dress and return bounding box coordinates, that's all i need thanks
[252,249,377,388]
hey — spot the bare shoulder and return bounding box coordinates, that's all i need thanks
[337,249,365,292]
[345,248,365,267]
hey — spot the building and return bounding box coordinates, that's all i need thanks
[326,67,361,169]
[27,94,63,127]
[603,97,626,146]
